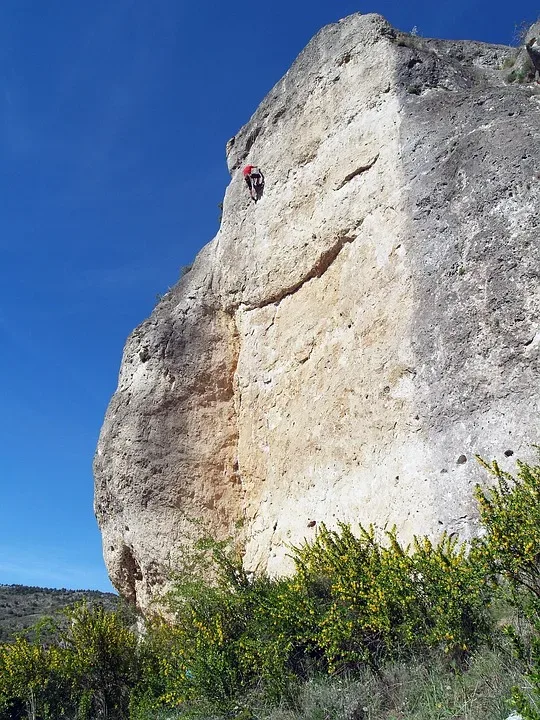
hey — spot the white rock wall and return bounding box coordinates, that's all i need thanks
[95,13,540,610]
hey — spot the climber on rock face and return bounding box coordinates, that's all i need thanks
[243,164,265,202]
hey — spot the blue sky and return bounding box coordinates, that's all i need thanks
[0,0,535,592]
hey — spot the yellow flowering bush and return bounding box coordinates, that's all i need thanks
[475,457,540,604]
[10,455,540,717]
[0,602,139,720]
[152,537,325,709]
[0,635,73,719]
[475,458,540,719]
[291,523,492,673]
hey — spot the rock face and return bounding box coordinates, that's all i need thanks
[94,13,540,611]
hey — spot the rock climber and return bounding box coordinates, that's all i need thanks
[526,37,540,81]
[243,164,265,202]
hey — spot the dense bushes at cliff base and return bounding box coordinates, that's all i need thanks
[291,524,492,672]
[475,458,540,719]
[4,457,540,718]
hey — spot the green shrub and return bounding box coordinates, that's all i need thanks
[502,56,517,69]
[475,457,540,718]
[475,458,540,604]
[179,264,193,278]
[10,456,540,717]
[0,602,139,720]
[291,523,493,673]
[137,521,495,714]
[148,538,324,712]
[136,520,495,713]
[64,602,139,719]
[0,635,74,720]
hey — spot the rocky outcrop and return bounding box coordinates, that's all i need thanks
[94,13,540,611]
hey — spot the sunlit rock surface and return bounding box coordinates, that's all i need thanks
[94,13,540,611]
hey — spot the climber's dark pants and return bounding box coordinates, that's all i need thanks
[246,173,263,198]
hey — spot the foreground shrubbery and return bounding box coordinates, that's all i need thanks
[135,524,493,714]
[0,603,138,720]
[3,457,540,719]
[475,458,540,719]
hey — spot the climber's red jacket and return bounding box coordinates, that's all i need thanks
[243,165,255,177]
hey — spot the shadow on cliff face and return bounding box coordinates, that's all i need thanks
[95,287,245,606]
[397,27,540,423]
[117,544,143,607]
[395,23,540,517]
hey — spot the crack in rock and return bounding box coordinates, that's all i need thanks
[335,154,379,190]
[244,228,360,311]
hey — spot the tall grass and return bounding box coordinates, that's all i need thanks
[149,644,526,720]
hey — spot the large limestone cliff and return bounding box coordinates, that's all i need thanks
[94,14,540,611]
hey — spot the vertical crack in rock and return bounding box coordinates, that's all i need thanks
[224,307,249,554]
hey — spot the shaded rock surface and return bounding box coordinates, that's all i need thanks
[94,13,540,611]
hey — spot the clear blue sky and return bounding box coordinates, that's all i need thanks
[0,0,535,592]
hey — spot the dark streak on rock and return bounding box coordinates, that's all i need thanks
[244,227,361,311]
[335,154,379,190]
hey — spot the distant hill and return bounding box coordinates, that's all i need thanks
[0,584,119,641]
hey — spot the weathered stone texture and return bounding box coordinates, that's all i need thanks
[95,13,540,609]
